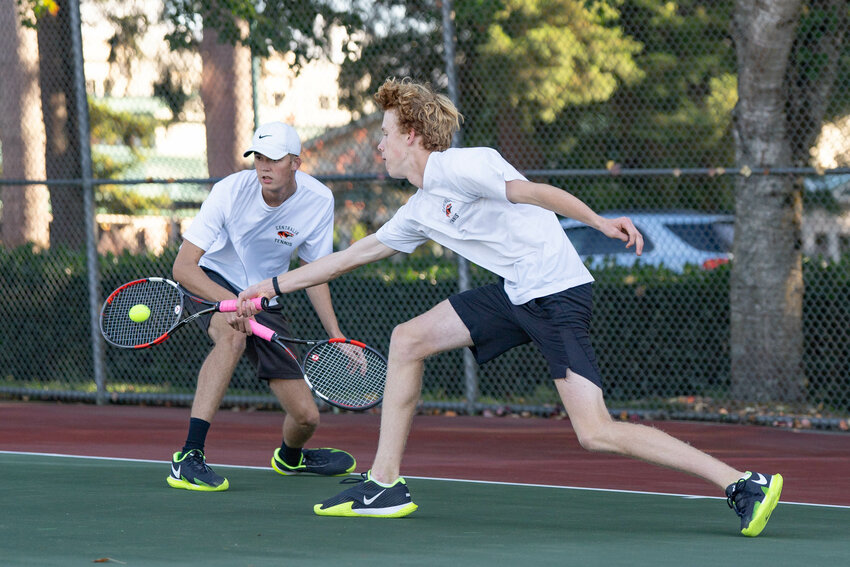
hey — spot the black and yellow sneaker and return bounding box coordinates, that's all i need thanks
[726,471,783,537]
[314,471,418,518]
[166,449,229,492]
[271,447,356,476]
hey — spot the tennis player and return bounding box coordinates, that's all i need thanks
[236,79,782,536]
[167,121,356,491]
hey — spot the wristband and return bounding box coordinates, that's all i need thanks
[272,276,282,296]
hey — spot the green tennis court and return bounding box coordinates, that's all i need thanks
[1,452,846,566]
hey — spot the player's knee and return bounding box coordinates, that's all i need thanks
[574,426,615,453]
[212,328,246,357]
[292,408,320,431]
[389,322,428,361]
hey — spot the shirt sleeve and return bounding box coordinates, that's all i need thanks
[296,199,334,263]
[445,148,526,201]
[181,181,229,251]
[375,199,429,253]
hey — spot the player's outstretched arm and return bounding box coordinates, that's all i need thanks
[506,179,643,256]
[236,234,397,316]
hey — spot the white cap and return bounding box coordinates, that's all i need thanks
[243,122,301,160]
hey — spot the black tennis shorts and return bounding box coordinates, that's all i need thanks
[448,282,602,387]
[186,269,303,381]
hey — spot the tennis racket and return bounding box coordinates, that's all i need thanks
[99,276,265,349]
[100,277,387,410]
[248,320,387,411]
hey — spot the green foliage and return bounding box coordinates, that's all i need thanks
[0,245,91,385]
[339,0,643,149]
[14,0,57,27]
[161,0,362,70]
[802,255,850,405]
[2,246,847,411]
[334,0,739,210]
[590,263,732,402]
[88,98,169,214]
[89,99,158,150]
[478,0,644,123]
[787,1,850,163]
[96,187,172,216]
[608,0,737,167]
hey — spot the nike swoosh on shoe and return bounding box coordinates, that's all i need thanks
[363,490,386,505]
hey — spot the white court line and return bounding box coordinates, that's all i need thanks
[2,449,848,510]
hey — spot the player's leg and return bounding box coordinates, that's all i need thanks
[529,283,782,536]
[557,373,742,487]
[314,299,473,517]
[249,306,357,477]
[557,373,783,536]
[190,313,246,422]
[526,283,739,488]
[371,299,474,483]
[272,378,320,449]
[167,312,243,491]
[268,377,356,476]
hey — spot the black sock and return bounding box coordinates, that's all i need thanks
[280,442,302,466]
[182,418,211,455]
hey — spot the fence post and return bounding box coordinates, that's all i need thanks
[442,0,479,413]
[69,0,105,404]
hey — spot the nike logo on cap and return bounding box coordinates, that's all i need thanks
[363,489,385,505]
[258,134,272,138]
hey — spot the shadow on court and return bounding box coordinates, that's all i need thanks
[0,453,847,567]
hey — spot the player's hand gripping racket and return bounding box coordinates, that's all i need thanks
[99,277,264,349]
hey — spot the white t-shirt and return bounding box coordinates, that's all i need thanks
[376,147,593,305]
[182,169,334,290]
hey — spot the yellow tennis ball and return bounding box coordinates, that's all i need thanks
[128,304,151,323]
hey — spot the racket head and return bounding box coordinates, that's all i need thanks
[302,339,387,411]
[99,277,185,348]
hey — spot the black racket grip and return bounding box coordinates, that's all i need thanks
[260,296,284,312]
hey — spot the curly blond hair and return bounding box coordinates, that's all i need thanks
[374,77,462,151]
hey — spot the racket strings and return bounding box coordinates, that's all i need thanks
[304,343,387,410]
[100,280,182,347]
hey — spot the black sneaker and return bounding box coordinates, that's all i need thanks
[726,471,783,536]
[271,447,356,476]
[166,449,229,492]
[314,470,418,518]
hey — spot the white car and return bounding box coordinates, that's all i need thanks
[560,211,734,272]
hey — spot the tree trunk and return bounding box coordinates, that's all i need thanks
[0,1,49,249]
[199,22,253,179]
[729,0,804,403]
[785,0,848,164]
[37,0,85,249]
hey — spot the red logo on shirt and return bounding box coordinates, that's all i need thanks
[442,199,459,224]
[275,225,298,247]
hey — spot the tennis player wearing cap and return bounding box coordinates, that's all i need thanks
[167,122,356,491]
[236,79,783,537]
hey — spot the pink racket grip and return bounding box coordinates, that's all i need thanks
[218,297,264,313]
[248,320,276,341]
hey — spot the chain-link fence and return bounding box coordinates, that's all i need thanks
[2,1,849,429]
